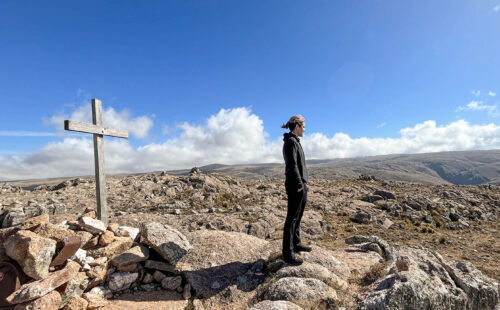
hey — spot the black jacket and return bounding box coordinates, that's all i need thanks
[283,132,308,189]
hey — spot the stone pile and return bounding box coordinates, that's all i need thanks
[0,211,193,310]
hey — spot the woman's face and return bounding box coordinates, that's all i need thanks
[295,121,305,137]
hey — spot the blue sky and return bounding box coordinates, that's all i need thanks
[1,1,500,180]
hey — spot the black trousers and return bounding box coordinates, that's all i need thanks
[282,182,307,258]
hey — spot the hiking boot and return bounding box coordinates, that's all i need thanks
[283,253,303,265]
[294,243,312,253]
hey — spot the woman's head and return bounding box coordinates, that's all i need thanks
[281,115,306,137]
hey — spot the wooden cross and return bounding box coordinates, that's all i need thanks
[64,99,129,225]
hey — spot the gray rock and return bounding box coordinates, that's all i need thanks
[361,246,500,310]
[250,300,304,310]
[374,190,396,200]
[107,272,139,292]
[2,207,25,228]
[140,222,191,264]
[161,276,182,290]
[263,277,338,309]
[352,210,372,224]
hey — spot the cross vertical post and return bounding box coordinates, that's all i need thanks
[92,99,107,224]
[64,98,129,225]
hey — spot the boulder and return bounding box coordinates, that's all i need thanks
[250,300,304,310]
[263,277,338,309]
[5,230,57,279]
[361,246,500,310]
[13,290,61,310]
[7,261,80,305]
[144,259,176,273]
[177,230,270,298]
[140,222,192,264]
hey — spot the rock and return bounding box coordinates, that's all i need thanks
[437,257,500,310]
[89,287,112,299]
[140,222,192,264]
[70,249,87,265]
[142,273,154,284]
[2,207,25,228]
[352,210,372,224]
[62,295,88,310]
[116,226,139,241]
[275,262,348,290]
[298,246,351,279]
[144,260,176,273]
[13,290,61,310]
[177,230,270,298]
[361,246,500,310]
[373,190,396,200]
[87,237,133,259]
[5,230,57,279]
[250,300,304,310]
[161,276,182,290]
[19,214,49,230]
[381,218,394,229]
[263,277,338,309]
[33,223,75,242]
[90,257,107,267]
[74,231,93,248]
[107,272,139,292]
[346,236,377,247]
[78,217,106,234]
[86,264,109,289]
[153,270,166,282]
[6,261,80,304]
[107,223,120,234]
[57,272,89,305]
[98,231,114,247]
[111,245,149,267]
[82,292,107,310]
[183,283,191,300]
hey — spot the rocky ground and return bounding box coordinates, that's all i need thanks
[0,169,499,309]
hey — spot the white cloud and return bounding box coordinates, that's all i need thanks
[489,91,497,97]
[472,90,481,96]
[494,4,500,11]
[456,100,498,116]
[376,122,387,128]
[1,107,500,180]
[45,105,154,139]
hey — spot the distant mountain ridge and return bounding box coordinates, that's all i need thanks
[191,149,500,185]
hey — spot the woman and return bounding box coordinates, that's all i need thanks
[281,115,311,265]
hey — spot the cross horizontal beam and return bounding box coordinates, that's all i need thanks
[64,120,129,139]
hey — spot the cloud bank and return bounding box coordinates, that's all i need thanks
[45,105,154,139]
[1,107,500,180]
